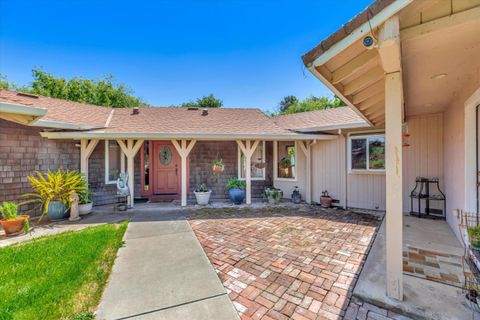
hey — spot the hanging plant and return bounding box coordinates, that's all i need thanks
[254,157,267,169]
[279,157,292,170]
[212,158,225,174]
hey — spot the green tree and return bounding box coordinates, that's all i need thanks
[278,95,299,113]
[2,69,146,108]
[180,94,223,108]
[276,95,344,115]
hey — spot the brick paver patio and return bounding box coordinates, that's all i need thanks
[188,207,386,320]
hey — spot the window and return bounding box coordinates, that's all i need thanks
[275,141,296,180]
[105,140,123,184]
[349,135,385,172]
[238,141,266,180]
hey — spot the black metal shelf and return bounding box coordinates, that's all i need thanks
[409,177,446,219]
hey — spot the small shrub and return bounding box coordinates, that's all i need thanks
[468,226,480,249]
[0,201,19,220]
[226,177,246,190]
[195,183,209,192]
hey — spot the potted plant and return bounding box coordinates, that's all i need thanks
[264,187,283,204]
[0,201,29,236]
[468,226,480,250]
[22,169,85,222]
[212,158,225,174]
[226,177,246,205]
[279,157,291,169]
[79,190,93,215]
[194,183,212,205]
[291,186,302,204]
[254,157,267,169]
[320,190,333,208]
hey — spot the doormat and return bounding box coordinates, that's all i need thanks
[403,245,468,288]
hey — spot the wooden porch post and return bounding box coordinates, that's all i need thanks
[379,15,404,300]
[80,139,99,181]
[237,140,260,204]
[171,139,197,206]
[117,139,144,208]
[298,141,313,204]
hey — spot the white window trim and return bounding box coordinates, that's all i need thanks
[105,140,125,185]
[273,141,298,182]
[348,134,386,174]
[237,141,266,181]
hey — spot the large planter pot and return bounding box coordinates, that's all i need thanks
[266,191,283,204]
[47,201,69,221]
[228,188,245,205]
[194,191,212,206]
[0,215,29,236]
[79,202,93,216]
[292,192,302,204]
[320,196,333,208]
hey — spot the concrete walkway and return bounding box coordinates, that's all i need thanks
[96,211,239,320]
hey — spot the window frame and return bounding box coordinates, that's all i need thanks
[274,141,298,181]
[104,140,125,184]
[237,141,266,181]
[348,134,385,174]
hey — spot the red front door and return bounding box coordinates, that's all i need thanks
[153,142,181,196]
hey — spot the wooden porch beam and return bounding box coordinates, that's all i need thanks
[116,139,144,208]
[171,139,197,206]
[378,16,401,74]
[401,6,480,42]
[80,139,99,181]
[236,140,260,205]
[298,141,314,204]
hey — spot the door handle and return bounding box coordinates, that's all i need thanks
[175,164,178,176]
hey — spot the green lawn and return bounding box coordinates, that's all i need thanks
[0,222,128,320]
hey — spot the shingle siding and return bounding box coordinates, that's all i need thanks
[0,119,79,216]
[188,141,273,203]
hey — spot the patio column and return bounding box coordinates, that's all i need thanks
[237,140,260,204]
[171,139,197,206]
[298,141,313,204]
[80,139,99,181]
[117,139,144,208]
[379,15,404,301]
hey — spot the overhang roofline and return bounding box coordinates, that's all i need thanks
[40,131,338,141]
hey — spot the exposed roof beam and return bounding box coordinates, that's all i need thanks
[343,66,384,96]
[401,5,480,42]
[352,80,384,104]
[378,15,401,73]
[331,49,378,84]
[310,66,373,127]
[358,93,384,111]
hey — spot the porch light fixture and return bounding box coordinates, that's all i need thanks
[430,73,447,80]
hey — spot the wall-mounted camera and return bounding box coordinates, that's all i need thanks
[362,35,377,49]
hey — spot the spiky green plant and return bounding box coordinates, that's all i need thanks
[21,169,88,222]
[0,201,19,220]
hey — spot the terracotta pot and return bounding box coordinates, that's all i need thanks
[254,162,267,169]
[320,196,333,208]
[1,215,29,236]
[212,164,224,173]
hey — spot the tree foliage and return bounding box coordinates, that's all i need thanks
[275,95,344,115]
[1,69,145,108]
[180,94,223,108]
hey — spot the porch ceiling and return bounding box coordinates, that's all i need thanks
[305,0,480,126]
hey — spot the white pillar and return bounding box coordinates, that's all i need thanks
[117,139,144,208]
[385,71,404,300]
[236,140,260,205]
[80,139,99,181]
[298,141,312,204]
[172,139,197,206]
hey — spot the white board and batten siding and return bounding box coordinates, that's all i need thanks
[347,174,386,210]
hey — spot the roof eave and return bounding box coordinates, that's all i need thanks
[294,122,371,133]
[30,119,102,130]
[0,102,47,117]
[39,131,338,141]
[302,0,412,67]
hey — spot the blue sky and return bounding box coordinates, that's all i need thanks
[0,0,370,113]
